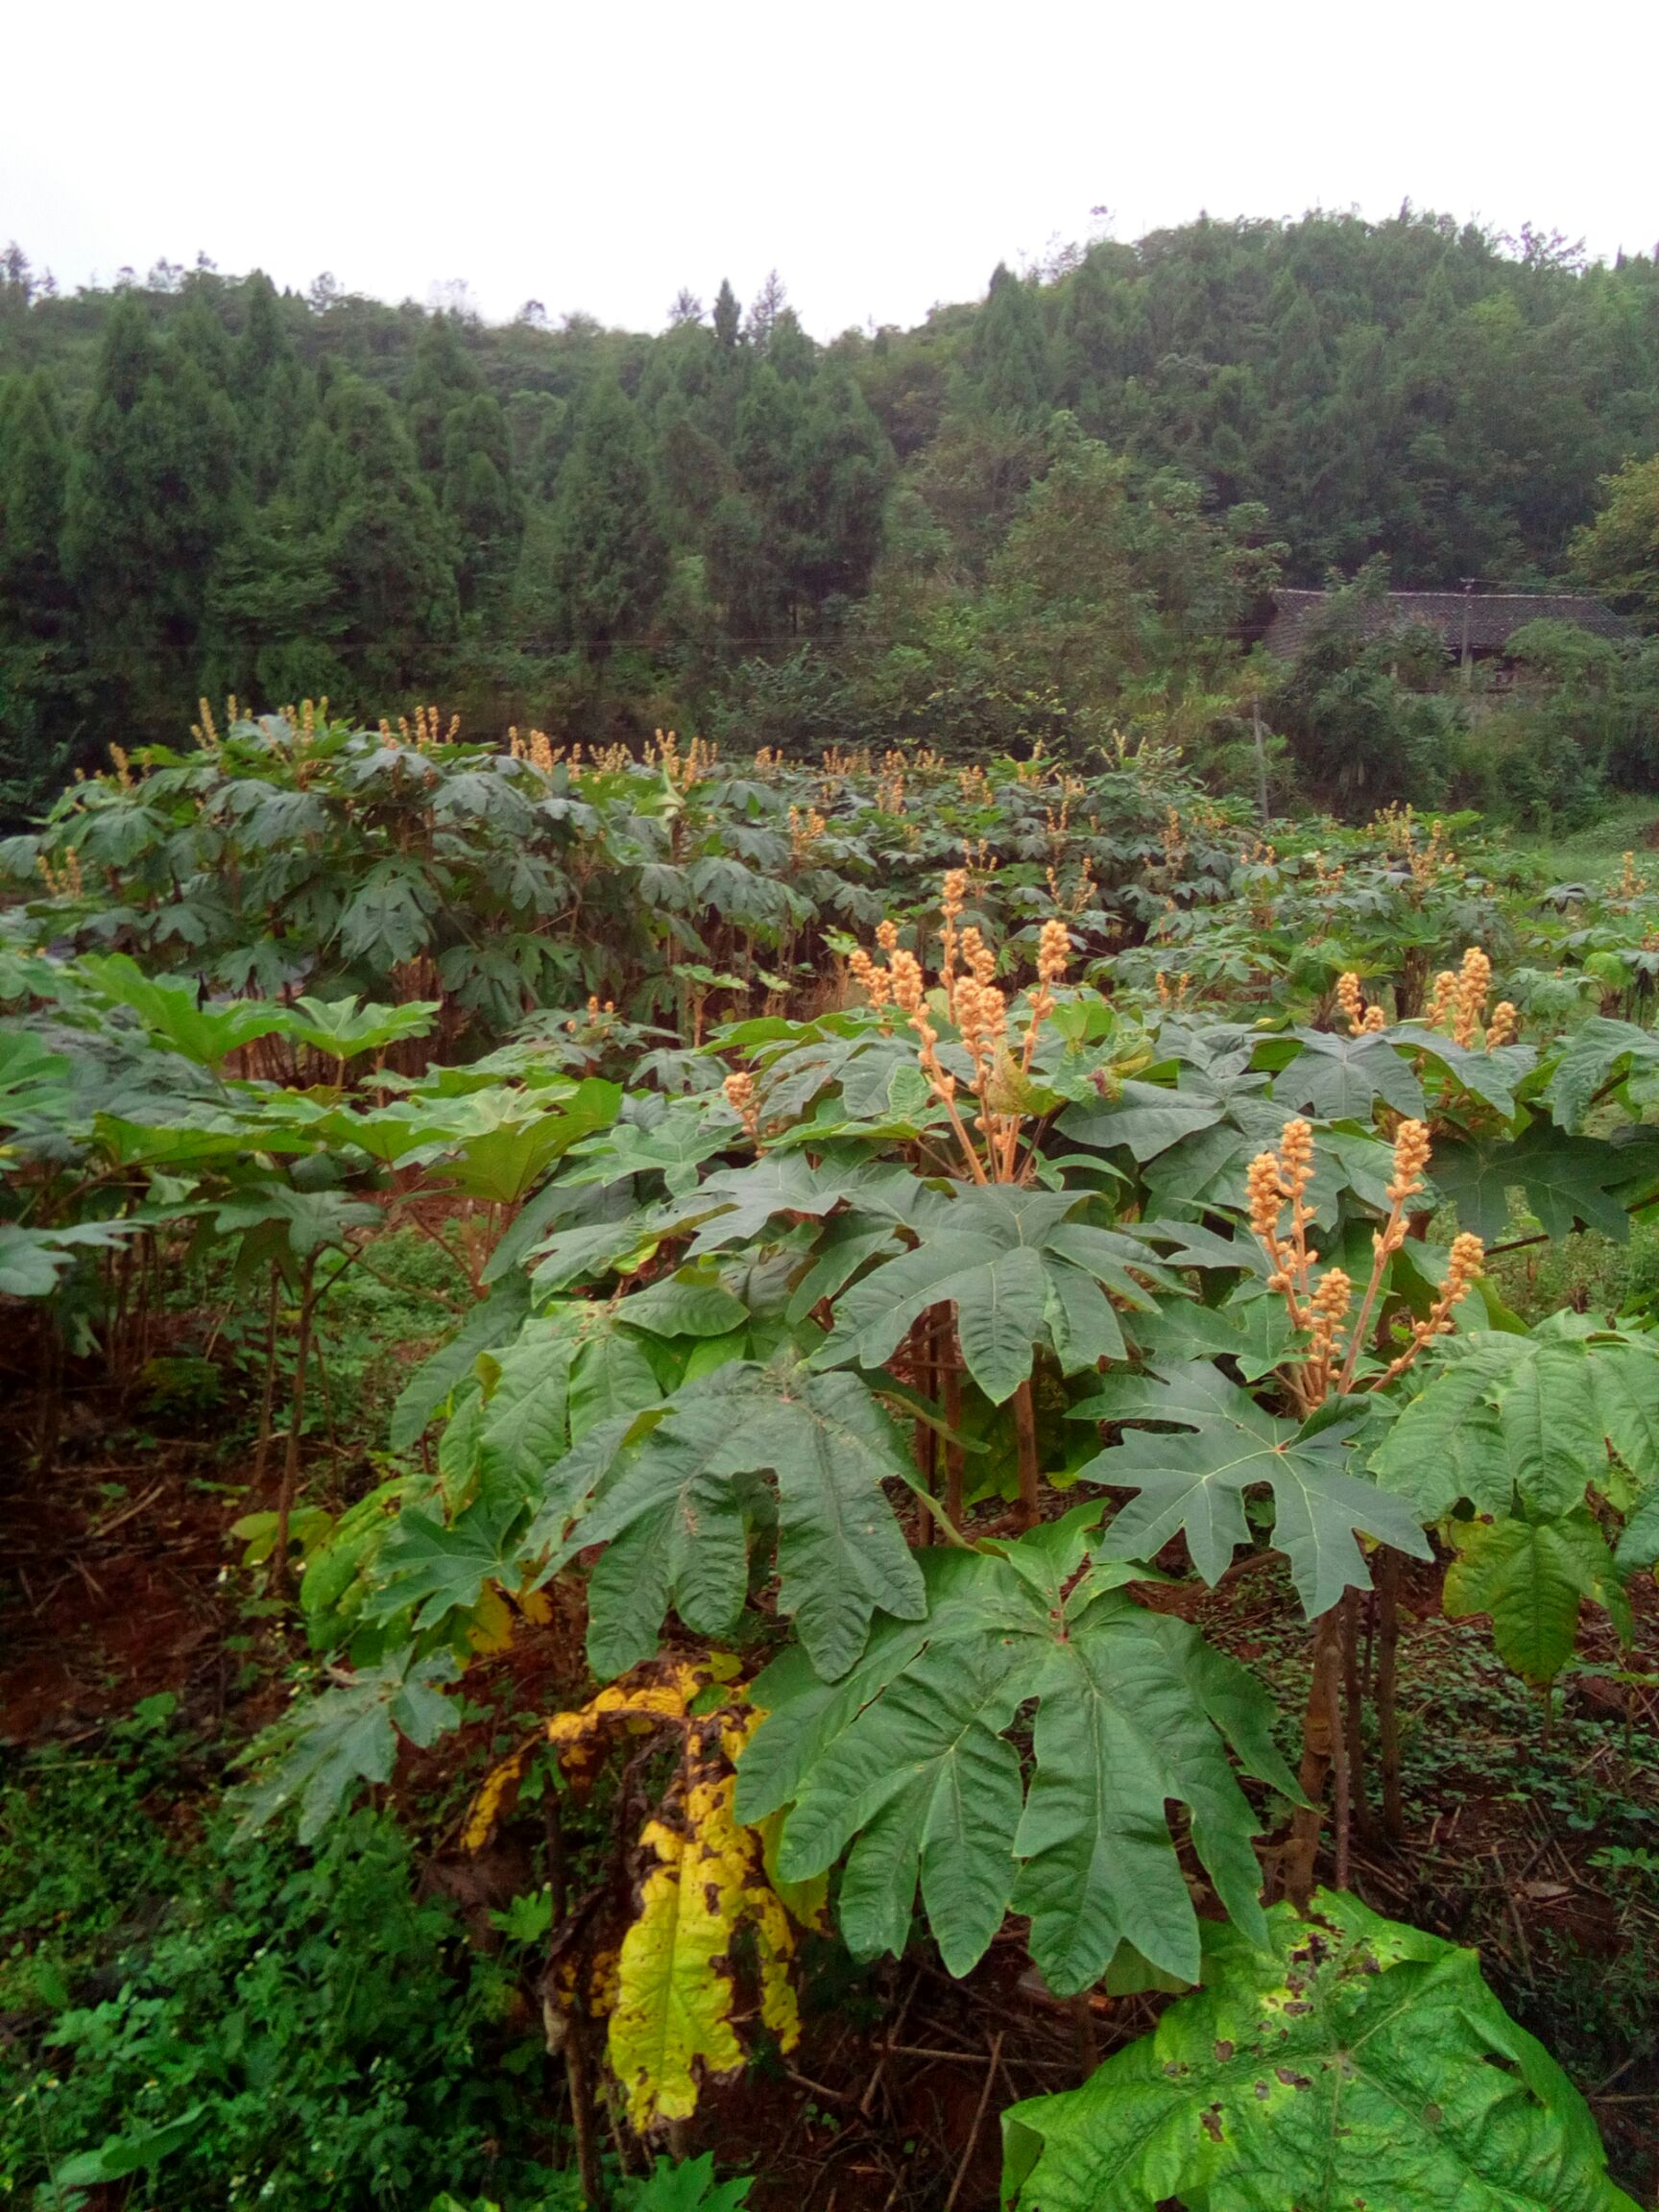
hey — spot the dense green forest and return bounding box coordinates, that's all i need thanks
[4,210,1659,823]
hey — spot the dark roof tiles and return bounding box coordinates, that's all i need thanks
[1263,589,1633,659]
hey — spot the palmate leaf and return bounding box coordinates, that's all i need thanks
[1267,1027,1426,1120]
[1371,1317,1659,1520]
[1407,1030,1537,1118]
[79,952,290,1068]
[545,1359,926,1681]
[1431,1118,1659,1242]
[1444,1510,1632,1684]
[425,1077,624,1204]
[365,1495,524,1631]
[816,1186,1175,1405]
[1056,1076,1233,1163]
[284,993,440,1061]
[234,1647,461,1844]
[736,1514,1296,1994]
[1001,1889,1637,2212]
[0,1219,145,1297]
[0,1027,73,1128]
[1071,1362,1429,1617]
[1543,1015,1659,1132]
[387,1273,532,1451]
[564,1104,736,1195]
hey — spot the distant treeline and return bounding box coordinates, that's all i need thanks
[1,210,1657,810]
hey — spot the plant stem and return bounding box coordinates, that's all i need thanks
[1285,1608,1343,1907]
[1375,1548,1405,1840]
[1012,1376,1041,1531]
[252,1262,280,1487]
[273,1254,317,1598]
[1330,1613,1352,1892]
[554,1996,605,2208]
[942,1316,966,1532]
[1340,1589,1373,1845]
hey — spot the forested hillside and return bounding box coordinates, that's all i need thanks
[3,209,1658,820]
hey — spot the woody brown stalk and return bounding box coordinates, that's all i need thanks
[1340,1589,1373,1846]
[941,1315,966,1532]
[1375,1549,1406,1839]
[272,1254,318,1599]
[1285,1609,1343,1907]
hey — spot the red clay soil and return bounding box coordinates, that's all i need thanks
[0,1442,238,1746]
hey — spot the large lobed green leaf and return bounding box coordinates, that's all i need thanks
[1001,1888,1637,2211]
[541,1357,927,1681]
[815,1185,1176,1406]
[735,1512,1297,1993]
[1372,1316,1659,1520]
[1072,1361,1430,1618]
[1444,1510,1631,1684]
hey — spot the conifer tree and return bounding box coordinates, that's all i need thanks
[62,294,239,731]
[405,312,482,474]
[965,263,1052,422]
[547,378,668,661]
[0,370,79,814]
[711,278,743,350]
[442,393,524,613]
[295,373,458,692]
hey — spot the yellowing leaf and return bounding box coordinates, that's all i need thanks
[755,1805,830,1936]
[462,1740,535,1851]
[609,1806,746,2127]
[608,1735,802,2128]
[545,1665,702,1788]
[467,1585,516,1655]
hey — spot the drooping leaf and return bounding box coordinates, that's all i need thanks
[1543,1016,1659,1133]
[0,1027,73,1128]
[387,1274,532,1452]
[549,1360,926,1681]
[1444,1510,1631,1684]
[1000,1889,1637,2212]
[816,1187,1174,1405]
[736,1514,1296,1993]
[1372,1320,1659,1520]
[606,1739,800,2130]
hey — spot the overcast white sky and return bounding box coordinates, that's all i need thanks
[5,0,1656,336]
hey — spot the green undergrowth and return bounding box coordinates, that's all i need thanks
[0,1699,577,2211]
